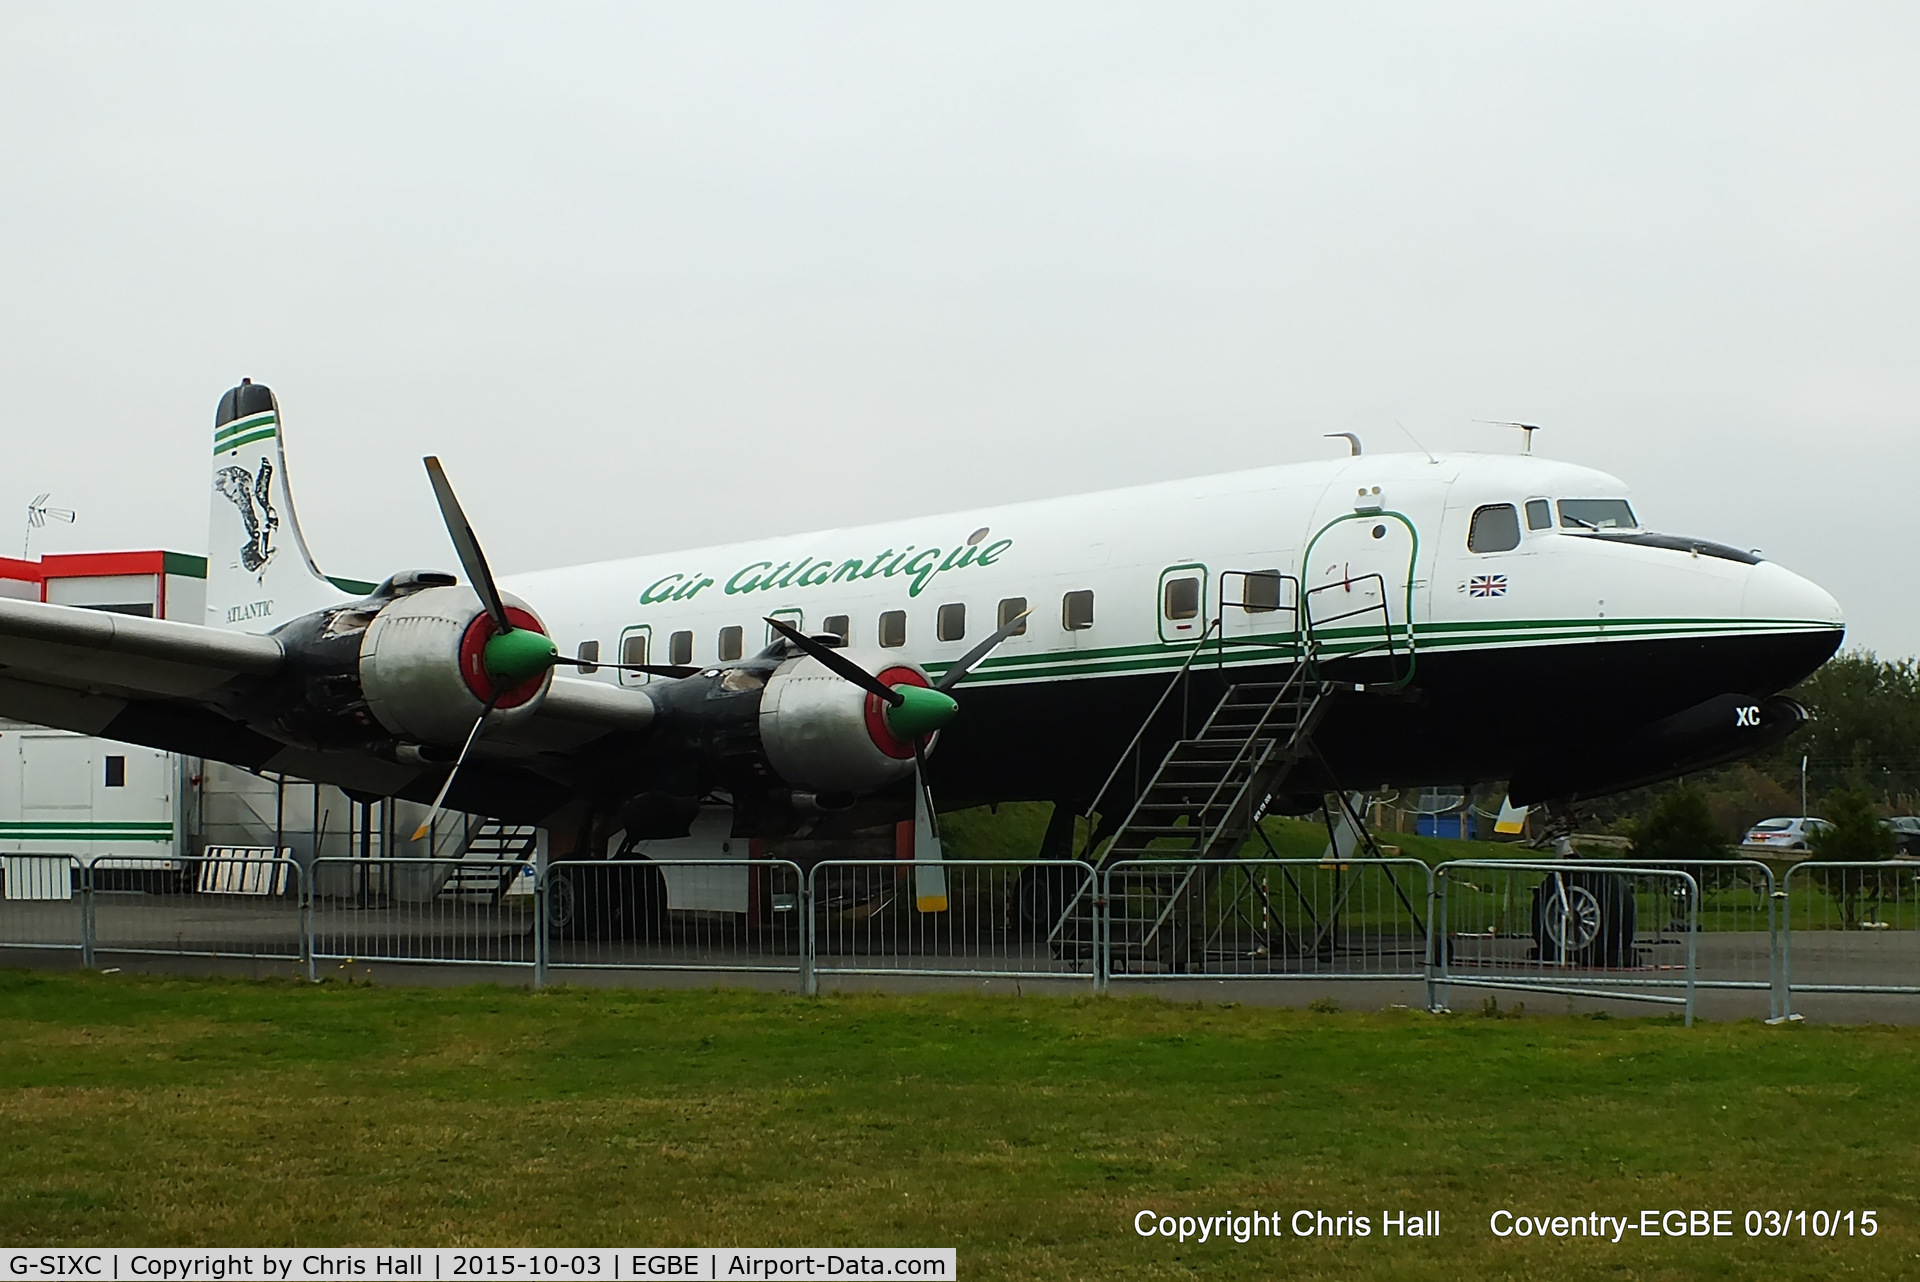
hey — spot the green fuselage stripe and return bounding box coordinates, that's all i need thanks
[923,616,1838,685]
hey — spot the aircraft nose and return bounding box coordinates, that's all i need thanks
[1743,559,1844,634]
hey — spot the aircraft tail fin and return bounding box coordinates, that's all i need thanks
[208,380,363,632]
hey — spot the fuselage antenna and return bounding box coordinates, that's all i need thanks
[1476,420,1540,454]
[1394,420,1438,465]
[1324,432,1362,457]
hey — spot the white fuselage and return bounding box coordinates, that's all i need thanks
[502,452,1842,696]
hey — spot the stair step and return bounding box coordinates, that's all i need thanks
[1137,784,1246,800]
[1158,758,1266,772]
[1214,697,1305,712]
[1170,744,1273,760]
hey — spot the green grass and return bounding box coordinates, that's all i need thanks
[2,971,1916,1278]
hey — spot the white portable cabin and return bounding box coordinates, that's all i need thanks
[0,724,184,865]
[0,552,203,897]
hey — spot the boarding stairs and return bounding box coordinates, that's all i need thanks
[435,820,538,904]
[1049,660,1336,968]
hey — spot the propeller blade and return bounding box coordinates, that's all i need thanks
[934,608,1032,691]
[910,742,948,913]
[423,456,512,635]
[409,689,501,842]
[764,616,903,706]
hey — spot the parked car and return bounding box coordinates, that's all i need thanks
[1883,817,1920,857]
[1741,816,1833,852]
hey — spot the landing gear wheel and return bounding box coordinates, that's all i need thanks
[1531,870,1635,967]
[547,864,589,941]
[548,861,670,941]
[1012,862,1091,939]
[611,860,669,942]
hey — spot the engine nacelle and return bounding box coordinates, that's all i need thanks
[359,584,553,746]
[757,651,932,795]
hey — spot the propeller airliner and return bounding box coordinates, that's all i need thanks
[0,381,1843,935]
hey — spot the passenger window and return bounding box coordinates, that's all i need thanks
[878,610,907,648]
[576,639,601,674]
[1063,589,1095,631]
[1241,570,1282,613]
[718,626,743,662]
[1163,576,1200,620]
[997,597,1028,635]
[1467,504,1522,554]
[937,603,966,642]
[620,634,648,668]
[104,756,125,788]
[822,615,850,645]
[669,630,693,666]
[1524,499,1552,531]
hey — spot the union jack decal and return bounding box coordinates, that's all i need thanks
[1469,574,1508,598]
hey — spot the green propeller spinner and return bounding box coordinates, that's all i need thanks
[883,684,959,738]
[482,627,560,688]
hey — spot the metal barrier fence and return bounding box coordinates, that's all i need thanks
[307,857,536,978]
[91,853,303,965]
[1098,858,1432,990]
[0,855,85,957]
[810,859,1095,986]
[547,858,806,983]
[1782,861,1920,1010]
[1434,861,1698,1024]
[1543,858,1783,1018]
[10,852,1920,1020]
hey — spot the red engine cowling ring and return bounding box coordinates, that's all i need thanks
[458,607,549,709]
[864,666,933,760]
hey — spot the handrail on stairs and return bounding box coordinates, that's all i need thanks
[1082,617,1224,849]
[1181,661,1320,854]
[1047,652,1330,959]
[1212,570,1303,668]
[1300,573,1414,686]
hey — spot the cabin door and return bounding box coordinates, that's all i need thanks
[1156,563,1209,647]
[765,609,804,648]
[616,624,653,686]
[1301,510,1419,674]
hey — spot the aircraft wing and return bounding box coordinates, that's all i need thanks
[0,596,652,821]
[0,595,284,701]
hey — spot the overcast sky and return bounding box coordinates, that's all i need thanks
[3,4,1915,652]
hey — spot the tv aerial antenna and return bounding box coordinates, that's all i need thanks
[1476,420,1540,454]
[24,493,75,557]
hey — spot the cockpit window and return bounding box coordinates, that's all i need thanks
[1467,504,1522,553]
[1524,499,1552,531]
[1557,499,1637,531]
